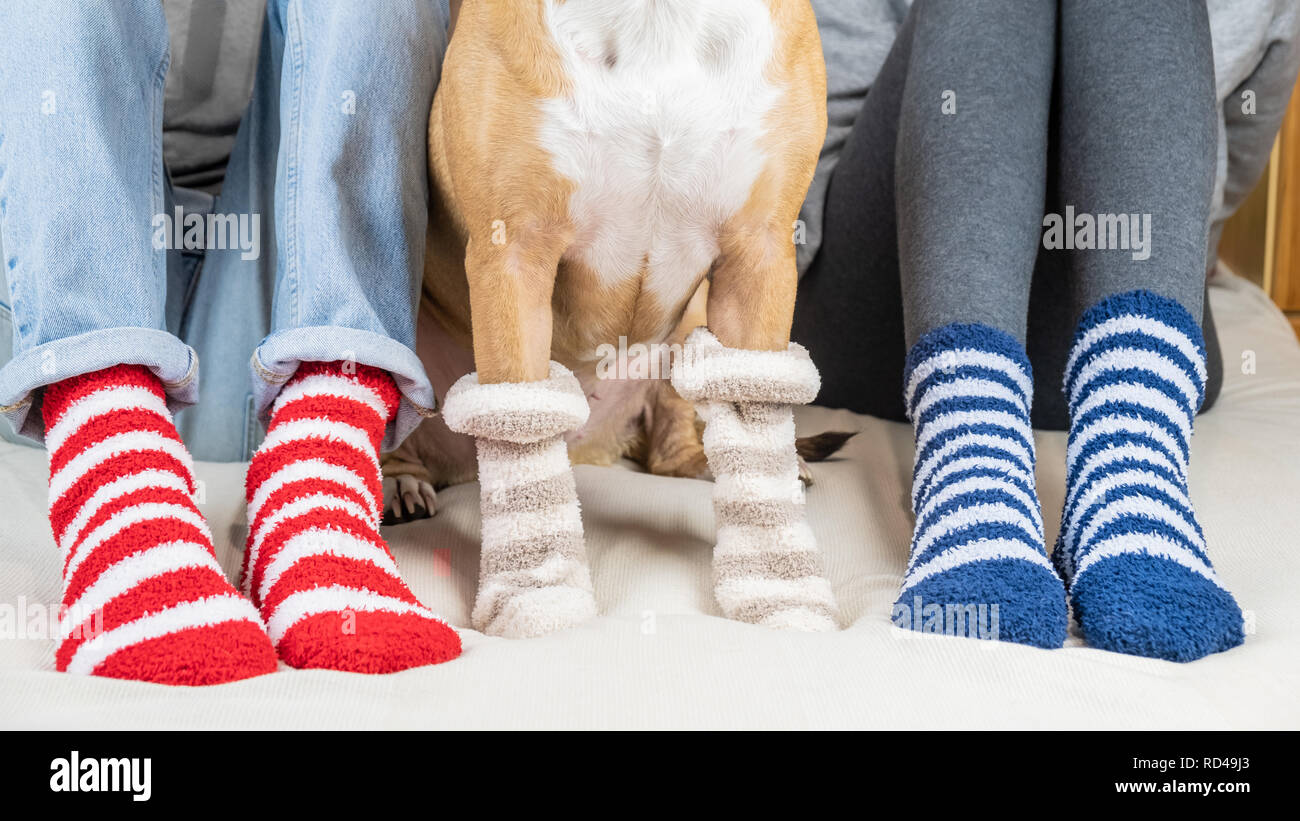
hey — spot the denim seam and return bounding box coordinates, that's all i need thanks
[250,350,293,385]
[162,351,199,391]
[0,396,30,413]
[284,0,305,330]
[152,19,171,304]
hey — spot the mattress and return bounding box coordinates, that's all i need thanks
[1,270,1297,729]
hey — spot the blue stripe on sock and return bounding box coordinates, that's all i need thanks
[915,423,1035,473]
[916,464,1036,512]
[1066,331,1204,406]
[1062,457,1186,524]
[1070,401,1191,462]
[904,323,1032,386]
[914,487,1041,544]
[1067,429,1185,483]
[914,443,1034,508]
[910,521,1044,570]
[914,395,1027,431]
[907,365,1030,419]
[1068,483,1205,557]
[1069,368,1197,426]
[1071,289,1206,360]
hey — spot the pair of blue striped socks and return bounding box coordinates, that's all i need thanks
[894,290,1244,661]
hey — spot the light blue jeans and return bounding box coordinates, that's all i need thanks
[0,0,450,461]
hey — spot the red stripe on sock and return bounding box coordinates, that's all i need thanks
[83,620,277,685]
[288,361,401,416]
[275,609,460,674]
[63,517,212,604]
[42,365,165,429]
[52,482,199,551]
[244,437,381,505]
[248,477,376,544]
[56,566,237,666]
[48,408,181,475]
[247,507,391,603]
[268,396,387,449]
[261,555,421,615]
[50,450,195,531]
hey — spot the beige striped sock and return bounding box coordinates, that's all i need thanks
[442,362,597,638]
[673,328,839,631]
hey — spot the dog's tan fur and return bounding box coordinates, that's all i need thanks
[382,0,828,518]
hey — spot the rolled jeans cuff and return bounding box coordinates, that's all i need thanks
[250,325,435,452]
[0,327,199,445]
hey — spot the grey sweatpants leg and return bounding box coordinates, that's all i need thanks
[793,0,1223,429]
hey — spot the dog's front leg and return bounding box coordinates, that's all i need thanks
[671,221,840,631]
[439,234,598,638]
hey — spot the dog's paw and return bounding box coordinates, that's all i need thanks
[714,567,840,632]
[473,583,597,639]
[382,474,438,525]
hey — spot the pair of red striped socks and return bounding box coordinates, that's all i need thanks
[44,361,460,685]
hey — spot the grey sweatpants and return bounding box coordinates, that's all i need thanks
[793,0,1224,430]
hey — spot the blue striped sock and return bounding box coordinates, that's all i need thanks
[894,323,1067,648]
[1056,290,1244,662]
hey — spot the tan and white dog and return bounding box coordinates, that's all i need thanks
[382,0,843,638]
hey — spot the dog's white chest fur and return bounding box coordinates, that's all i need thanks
[539,0,778,315]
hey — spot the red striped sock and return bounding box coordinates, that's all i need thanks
[244,361,461,672]
[43,365,277,685]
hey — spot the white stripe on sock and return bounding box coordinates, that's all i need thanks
[1063,468,1192,560]
[58,541,220,640]
[1069,383,1192,442]
[1075,494,1204,559]
[255,527,402,604]
[57,469,191,553]
[904,349,1032,411]
[913,454,1036,512]
[256,418,379,471]
[49,431,195,510]
[1067,414,1187,478]
[912,433,1035,510]
[246,459,375,529]
[900,539,1055,594]
[45,387,172,456]
[480,506,584,550]
[263,585,436,643]
[64,502,211,583]
[1064,315,1206,385]
[916,475,1042,537]
[911,377,1029,420]
[1067,443,1186,515]
[1069,348,1200,411]
[270,373,389,422]
[910,502,1041,571]
[1072,533,1225,591]
[913,408,1033,461]
[65,594,262,675]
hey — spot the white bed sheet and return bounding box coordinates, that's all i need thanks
[1,271,1297,729]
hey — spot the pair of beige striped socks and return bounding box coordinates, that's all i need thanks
[443,329,837,637]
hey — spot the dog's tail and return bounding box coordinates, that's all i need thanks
[795,430,857,463]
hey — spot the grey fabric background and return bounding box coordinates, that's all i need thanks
[154,0,1300,271]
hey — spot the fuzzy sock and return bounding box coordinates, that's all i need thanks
[441,362,597,638]
[896,324,1067,648]
[1056,290,1243,661]
[43,365,276,684]
[243,361,461,672]
[671,328,839,631]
